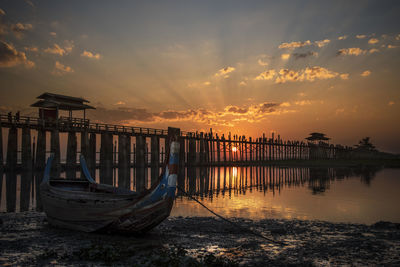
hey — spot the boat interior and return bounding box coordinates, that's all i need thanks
[49,179,137,195]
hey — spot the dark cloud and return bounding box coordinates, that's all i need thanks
[292,51,317,60]
[258,102,279,113]
[91,107,155,124]
[0,41,34,68]
[227,106,248,114]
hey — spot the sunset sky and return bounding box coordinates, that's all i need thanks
[0,1,399,152]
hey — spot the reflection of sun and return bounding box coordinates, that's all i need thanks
[232,146,238,152]
[232,167,237,177]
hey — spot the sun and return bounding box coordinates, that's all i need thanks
[232,146,238,152]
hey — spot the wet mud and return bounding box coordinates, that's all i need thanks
[1,212,399,266]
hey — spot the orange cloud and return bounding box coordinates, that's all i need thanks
[338,35,347,40]
[356,34,366,39]
[275,66,339,83]
[10,23,33,38]
[340,73,349,80]
[361,70,371,77]
[315,39,330,48]
[368,38,379,44]
[0,41,35,68]
[257,58,268,66]
[81,50,101,59]
[281,53,290,60]
[254,69,276,80]
[215,66,235,77]
[337,47,366,56]
[52,61,74,75]
[44,44,66,55]
[278,40,311,49]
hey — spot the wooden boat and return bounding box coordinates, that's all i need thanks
[40,127,180,234]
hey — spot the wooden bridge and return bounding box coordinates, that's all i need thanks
[0,113,354,175]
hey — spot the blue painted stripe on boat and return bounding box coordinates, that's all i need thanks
[169,153,179,165]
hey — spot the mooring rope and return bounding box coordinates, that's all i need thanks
[176,185,286,246]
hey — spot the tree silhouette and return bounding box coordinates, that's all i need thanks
[355,137,377,152]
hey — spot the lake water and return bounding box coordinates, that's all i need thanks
[1,166,399,224]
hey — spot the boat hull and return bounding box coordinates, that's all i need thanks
[41,184,174,233]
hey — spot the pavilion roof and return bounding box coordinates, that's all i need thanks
[31,92,95,110]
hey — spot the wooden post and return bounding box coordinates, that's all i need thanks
[209,129,214,164]
[6,126,17,171]
[100,132,113,185]
[188,134,196,167]
[89,133,96,178]
[228,133,232,164]
[199,133,205,165]
[249,137,253,162]
[135,135,146,191]
[118,134,130,189]
[0,122,3,173]
[151,135,160,185]
[216,134,221,164]
[21,127,32,171]
[66,131,77,179]
[21,127,32,211]
[35,129,46,170]
[50,129,61,177]
[179,135,185,168]
[222,134,227,165]
[6,126,17,212]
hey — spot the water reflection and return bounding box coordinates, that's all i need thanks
[0,165,396,224]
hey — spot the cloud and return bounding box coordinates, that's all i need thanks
[275,66,339,83]
[275,69,303,83]
[81,50,101,59]
[338,35,347,40]
[0,8,5,16]
[356,34,366,39]
[114,101,126,105]
[337,47,366,56]
[50,32,56,37]
[361,70,371,77]
[294,100,312,106]
[239,81,246,86]
[0,41,35,68]
[214,66,235,77]
[280,102,291,107]
[292,51,318,59]
[340,73,349,80]
[396,34,400,41]
[44,44,66,55]
[254,69,276,80]
[25,0,35,7]
[52,61,74,75]
[281,53,290,60]
[387,44,398,49]
[335,108,345,115]
[369,48,379,54]
[91,102,293,126]
[303,66,339,81]
[64,40,74,53]
[388,101,395,106]
[257,58,268,66]
[278,40,311,49]
[315,39,330,48]
[10,23,33,38]
[203,81,211,86]
[368,38,379,44]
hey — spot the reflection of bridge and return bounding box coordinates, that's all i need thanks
[176,166,381,199]
[0,165,380,213]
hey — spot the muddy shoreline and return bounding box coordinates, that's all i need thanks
[1,212,399,266]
